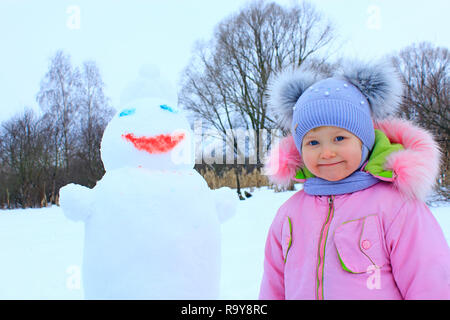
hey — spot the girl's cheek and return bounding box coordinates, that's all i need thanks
[302,153,317,172]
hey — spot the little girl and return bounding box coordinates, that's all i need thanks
[259,60,450,300]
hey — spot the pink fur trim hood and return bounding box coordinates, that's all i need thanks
[263,118,441,201]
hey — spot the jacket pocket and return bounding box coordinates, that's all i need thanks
[281,216,293,264]
[334,214,388,273]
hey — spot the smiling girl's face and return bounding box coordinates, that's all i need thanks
[301,126,362,181]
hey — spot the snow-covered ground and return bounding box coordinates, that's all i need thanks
[0,186,448,300]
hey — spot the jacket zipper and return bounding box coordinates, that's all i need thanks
[316,196,334,300]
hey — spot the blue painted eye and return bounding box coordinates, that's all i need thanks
[160,104,178,113]
[335,136,345,142]
[308,140,319,146]
[119,108,136,117]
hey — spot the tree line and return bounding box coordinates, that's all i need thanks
[1,0,448,208]
[0,51,115,208]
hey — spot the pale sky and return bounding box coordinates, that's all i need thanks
[0,0,449,123]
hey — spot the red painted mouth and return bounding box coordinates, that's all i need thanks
[122,132,185,154]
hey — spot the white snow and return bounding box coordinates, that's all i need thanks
[0,186,448,299]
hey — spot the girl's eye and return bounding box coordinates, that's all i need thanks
[335,136,345,142]
[308,140,319,146]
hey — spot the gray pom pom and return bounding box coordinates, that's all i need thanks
[267,67,320,131]
[338,60,404,120]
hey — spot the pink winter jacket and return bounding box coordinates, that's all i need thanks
[259,119,450,300]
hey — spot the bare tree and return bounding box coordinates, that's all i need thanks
[36,51,81,182]
[0,109,48,208]
[180,0,336,197]
[36,50,82,202]
[393,42,449,196]
[73,61,114,187]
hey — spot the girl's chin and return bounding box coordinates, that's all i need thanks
[316,171,353,181]
[321,176,346,181]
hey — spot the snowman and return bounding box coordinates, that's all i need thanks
[59,98,236,299]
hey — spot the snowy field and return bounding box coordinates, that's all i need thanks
[0,186,448,300]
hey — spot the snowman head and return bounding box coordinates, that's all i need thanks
[101,98,195,172]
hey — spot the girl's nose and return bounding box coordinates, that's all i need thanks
[320,147,336,159]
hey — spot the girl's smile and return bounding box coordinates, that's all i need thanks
[317,161,345,166]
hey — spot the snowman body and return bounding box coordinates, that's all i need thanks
[60,99,227,299]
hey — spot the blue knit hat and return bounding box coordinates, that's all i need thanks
[268,60,403,158]
[292,77,374,155]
